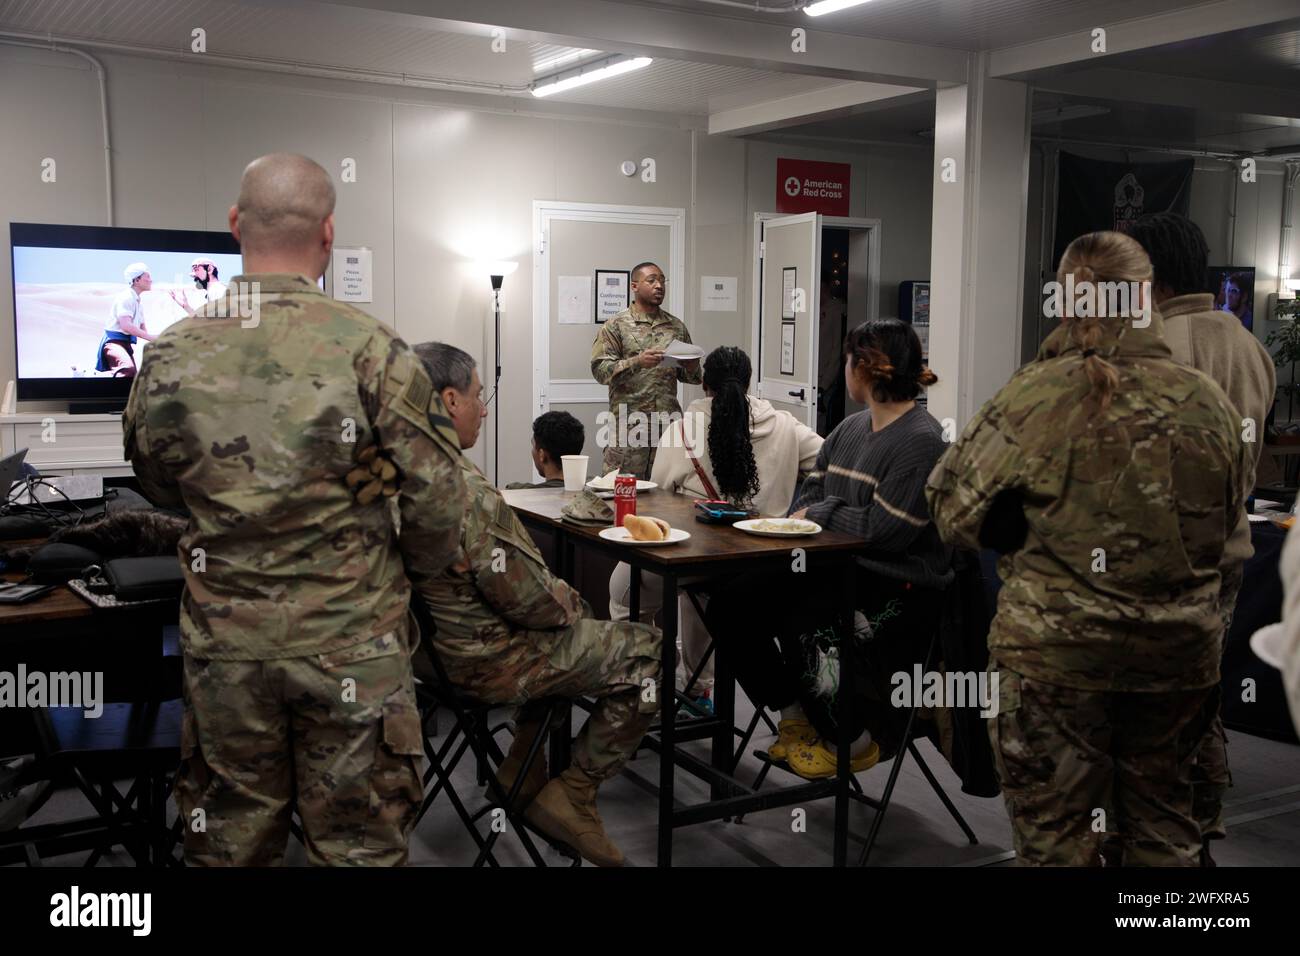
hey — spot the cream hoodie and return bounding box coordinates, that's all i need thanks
[650,395,823,516]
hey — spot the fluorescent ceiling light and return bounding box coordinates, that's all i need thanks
[531,54,652,97]
[532,48,600,76]
[1287,278,1300,291]
[805,0,875,16]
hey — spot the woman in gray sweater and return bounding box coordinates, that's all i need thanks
[706,319,952,779]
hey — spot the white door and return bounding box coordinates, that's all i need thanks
[532,201,685,479]
[755,212,821,427]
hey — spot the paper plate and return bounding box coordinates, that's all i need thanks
[733,518,823,537]
[598,526,690,546]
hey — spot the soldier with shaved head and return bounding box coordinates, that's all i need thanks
[123,153,466,866]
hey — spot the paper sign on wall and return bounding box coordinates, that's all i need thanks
[558,275,592,325]
[699,276,738,312]
[332,247,372,302]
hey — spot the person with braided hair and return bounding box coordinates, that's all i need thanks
[927,230,1248,866]
[608,346,822,707]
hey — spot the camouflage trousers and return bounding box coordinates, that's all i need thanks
[989,666,1219,866]
[428,618,661,782]
[601,443,656,482]
[1191,587,1239,842]
[174,630,424,866]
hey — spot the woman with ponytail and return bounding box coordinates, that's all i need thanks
[705,319,953,780]
[609,346,823,708]
[927,230,1248,866]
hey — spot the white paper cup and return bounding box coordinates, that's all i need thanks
[561,455,589,491]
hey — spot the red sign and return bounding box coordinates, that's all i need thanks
[776,158,851,216]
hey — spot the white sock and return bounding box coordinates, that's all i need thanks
[848,730,873,758]
[780,703,806,723]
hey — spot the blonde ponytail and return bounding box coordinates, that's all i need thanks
[1057,231,1153,413]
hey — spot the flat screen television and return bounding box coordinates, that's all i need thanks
[10,222,243,407]
[1208,265,1256,332]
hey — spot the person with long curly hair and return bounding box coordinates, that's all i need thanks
[927,230,1247,866]
[704,320,952,779]
[609,345,822,709]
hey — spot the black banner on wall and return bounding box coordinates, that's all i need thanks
[1053,151,1194,266]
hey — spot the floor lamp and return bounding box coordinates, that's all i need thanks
[484,261,517,486]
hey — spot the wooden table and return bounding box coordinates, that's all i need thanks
[502,487,867,866]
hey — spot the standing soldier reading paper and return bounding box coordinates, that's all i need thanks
[591,261,701,479]
[123,153,466,866]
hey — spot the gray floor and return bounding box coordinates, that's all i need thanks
[12,689,1300,867]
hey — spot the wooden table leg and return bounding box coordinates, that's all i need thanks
[658,572,678,867]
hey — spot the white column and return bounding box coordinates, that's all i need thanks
[927,54,1032,430]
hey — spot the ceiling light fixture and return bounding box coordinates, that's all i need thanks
[532,48,601,76]
[805,0,876,17]
[531,54,652,97]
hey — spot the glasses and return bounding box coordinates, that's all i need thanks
[638,276,667,287]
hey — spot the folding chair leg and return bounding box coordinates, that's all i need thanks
[908,742,977,845]
[731,709,765,773]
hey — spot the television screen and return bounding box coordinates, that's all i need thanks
[10,223,242,403]
[1208,265,1256,332]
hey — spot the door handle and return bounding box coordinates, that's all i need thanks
[788,388,806,400]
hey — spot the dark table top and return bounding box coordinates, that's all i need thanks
[501,486,865,570]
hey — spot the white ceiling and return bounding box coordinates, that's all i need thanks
[0,0,833,113]
[607,0,1210,50]
[1,0,1297,150]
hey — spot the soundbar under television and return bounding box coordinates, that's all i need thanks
[10,222,242,409]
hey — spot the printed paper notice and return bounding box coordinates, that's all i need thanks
[332,247,372,302]
[558,275,592,325]
[700,276,738,312]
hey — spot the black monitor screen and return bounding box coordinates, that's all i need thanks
[10,222,242,402]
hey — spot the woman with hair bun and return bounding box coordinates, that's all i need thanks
[927,230,1247,866]
[705,319,952,779]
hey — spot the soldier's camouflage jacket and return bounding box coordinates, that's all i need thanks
[418,455,585,675]
[123,273,465,661]
[590,304,703,420]
[926,310,1247,692]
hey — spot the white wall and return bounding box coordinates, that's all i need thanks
[0,44,933,483]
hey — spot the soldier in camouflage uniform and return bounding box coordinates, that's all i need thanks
[590,261,702,479]
[926,231,1247,866]
[410,343,661,867]
[123,154,466,866]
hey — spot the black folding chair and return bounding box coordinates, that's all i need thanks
[408,596,579,867]
[1,693,184,868]
[738,596,979,864]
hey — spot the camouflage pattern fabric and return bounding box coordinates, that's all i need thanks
[418,457,661,780]
[926,309,1248,693]
[590,304,702,479]
[560,489,614,527]
[122,273,466,661]
[175,630,424,866]
[990,666,1218,866]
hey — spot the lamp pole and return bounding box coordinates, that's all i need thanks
[491,273,503,487]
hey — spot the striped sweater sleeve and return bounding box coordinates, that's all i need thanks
[805,464,932,549]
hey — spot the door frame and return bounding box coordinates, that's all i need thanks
[749,213,881,423]
[531,200,686,419]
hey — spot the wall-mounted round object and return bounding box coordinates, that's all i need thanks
[620,160,638,177]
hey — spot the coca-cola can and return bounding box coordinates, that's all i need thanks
[614,473,637,527]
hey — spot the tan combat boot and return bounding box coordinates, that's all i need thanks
[493,716,549,808]
[525,767,625,867]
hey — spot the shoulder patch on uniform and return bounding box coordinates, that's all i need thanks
[402,369,433,417]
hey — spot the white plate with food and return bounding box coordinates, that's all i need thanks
[599,516,689,546]
[733,517,822,537]
[1250,622,1287,670]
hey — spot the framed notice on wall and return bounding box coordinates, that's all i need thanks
[595,269,630,323]
[780,322,795,375]
[782,267,797,320]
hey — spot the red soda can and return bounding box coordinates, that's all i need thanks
[614,473,637,527]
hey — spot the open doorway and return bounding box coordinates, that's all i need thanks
[816,225,878,435]
[751,214,879,437]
